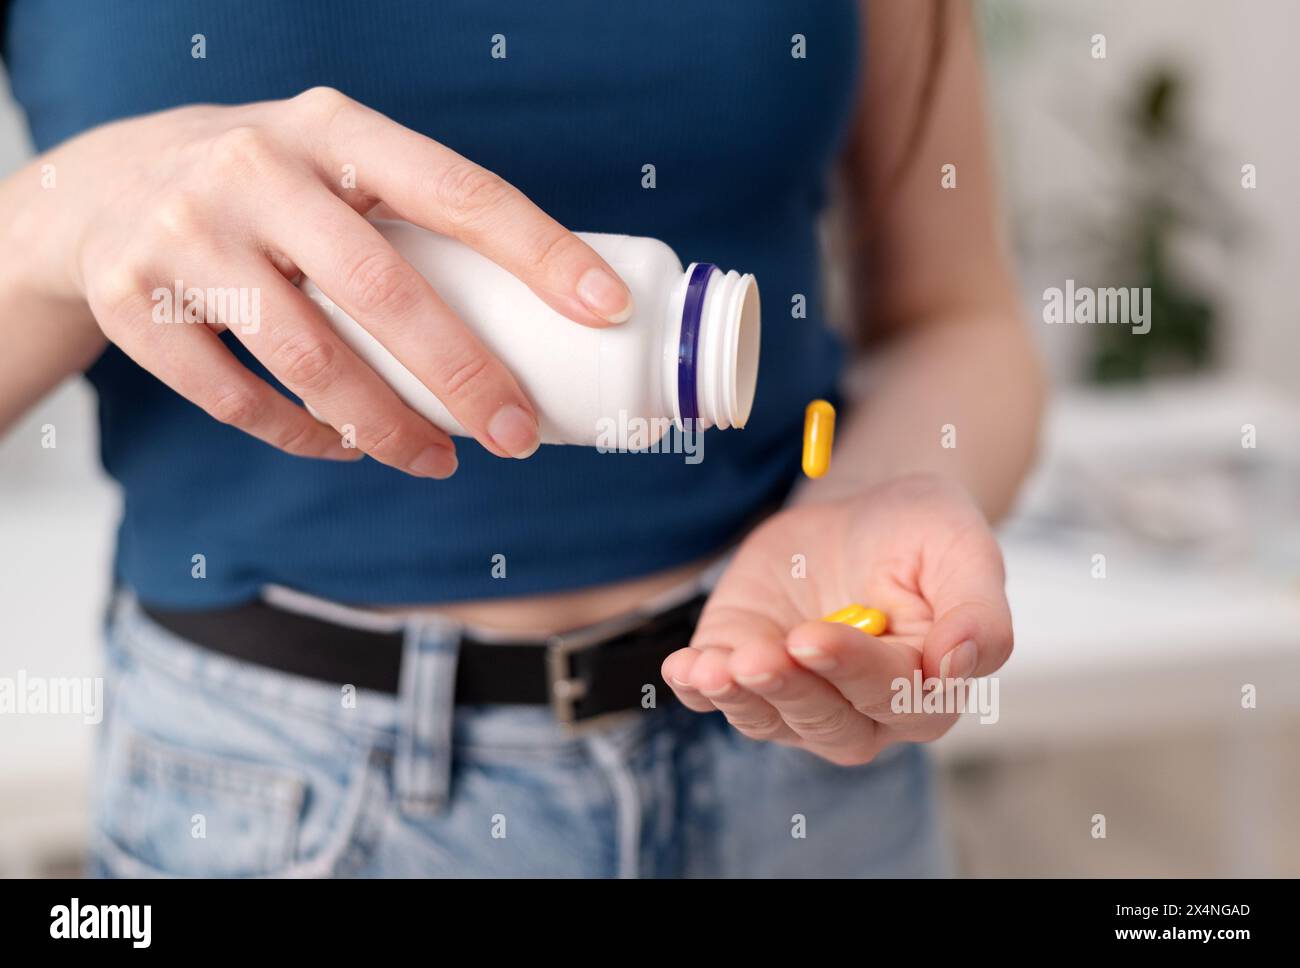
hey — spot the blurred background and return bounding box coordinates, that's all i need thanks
[2,0,1298,876]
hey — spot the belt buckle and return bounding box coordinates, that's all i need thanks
[545,610,647,735]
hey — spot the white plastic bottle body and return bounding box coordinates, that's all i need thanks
[301,220,759,448]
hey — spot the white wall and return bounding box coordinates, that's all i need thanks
[985,0,1300,392]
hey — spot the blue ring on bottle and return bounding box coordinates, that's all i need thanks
[677,262,717,428]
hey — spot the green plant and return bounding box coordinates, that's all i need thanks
[1086,67,1238,383]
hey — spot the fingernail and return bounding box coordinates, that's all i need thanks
[488,404,540,458]
[940,639,978,680]
[735,672,782,691]
[788,645,836,672]
[576,267,633,323]
[410,445,458,478]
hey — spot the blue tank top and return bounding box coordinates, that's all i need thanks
[2,0,859,607]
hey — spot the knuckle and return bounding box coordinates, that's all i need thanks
[207,385,259,428]
[290,87,356,147]
[786,705,853,740]
[852,698,891,718]
[150,191,206,239]
[678,696,716,713]
[292,85,350,117]
[272,332,338,392]
[521,227,578,274]
[272,418,322,455]
[728,714,786,741]
[342,249,421,317]
[434,353,492,402]
[93,264,155,317]
[361,421,418,464]
[208,125,280,178]
[435,162,514,228]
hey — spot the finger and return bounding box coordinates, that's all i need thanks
[215,258,461,478]
[918,535,1014,682]
[95,285,359,462]
[787,620,955,740]
[292,87,634,326]
[660,648,719,714]
[688,603,801,741]
[785,620,920,717]
[261,184,540,459]
[725,637,880,763]
[688,646,798,745]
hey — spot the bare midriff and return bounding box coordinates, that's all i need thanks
[367,556,716,636]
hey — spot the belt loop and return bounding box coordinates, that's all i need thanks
[393,617,461,816]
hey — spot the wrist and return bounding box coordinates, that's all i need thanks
[0,147,91,304]
[789,467,973,518]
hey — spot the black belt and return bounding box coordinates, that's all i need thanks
[140,592,707,726]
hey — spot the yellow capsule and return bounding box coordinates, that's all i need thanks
[802,399,836,479]
[822,604,888,636]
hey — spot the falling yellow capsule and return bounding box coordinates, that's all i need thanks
[802,399,835,479]
[822,604,888,636]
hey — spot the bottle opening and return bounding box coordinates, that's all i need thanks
[674,264,761,433]
[730,276,761,428]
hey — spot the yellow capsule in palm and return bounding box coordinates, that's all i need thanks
[822,604,888,636]
[802,399,836,479]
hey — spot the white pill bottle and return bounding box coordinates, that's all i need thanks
[301,220,760,448]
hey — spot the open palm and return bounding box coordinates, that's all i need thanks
[662,473,1013,765]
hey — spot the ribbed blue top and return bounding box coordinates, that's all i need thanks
[2,0,858,607]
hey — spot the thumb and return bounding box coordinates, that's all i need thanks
[919,549,1013,682]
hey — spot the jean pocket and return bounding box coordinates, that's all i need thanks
[93,595,394,878]
[96,725,309,878]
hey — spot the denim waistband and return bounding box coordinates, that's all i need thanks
[109,588,675,798]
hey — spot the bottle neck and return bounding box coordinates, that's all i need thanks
[666,263,760,432]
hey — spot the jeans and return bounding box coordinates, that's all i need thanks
[90,592,952,877]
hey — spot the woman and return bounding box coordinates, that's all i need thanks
[0,0,1043,876]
